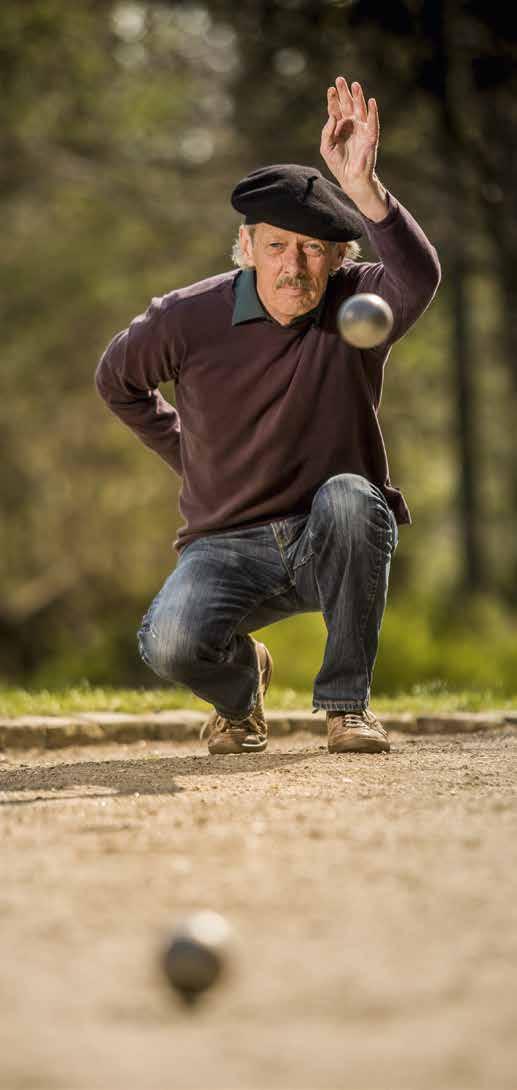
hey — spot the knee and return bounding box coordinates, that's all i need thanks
[311,473,393,547]
[313,473,378,524]
[136,611,196,681]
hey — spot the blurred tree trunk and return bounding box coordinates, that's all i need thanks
[473,71,517,598]
[495,235,517,599]
[421,0,485,593]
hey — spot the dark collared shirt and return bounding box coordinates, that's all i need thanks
[232,267,326,327]
[96,191,441,554]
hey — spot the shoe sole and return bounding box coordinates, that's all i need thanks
[328,735,390,754]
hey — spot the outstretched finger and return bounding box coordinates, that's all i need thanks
[367,97,380,139]
[327,86,342,120]
[335,75,354,117]
[351,81,368,121]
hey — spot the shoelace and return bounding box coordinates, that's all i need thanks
[200,712,264,741]
[330,711,384,734]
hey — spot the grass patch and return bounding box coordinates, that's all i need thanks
[0,681,516,718]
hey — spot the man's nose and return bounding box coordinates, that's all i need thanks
[283,247,307,273]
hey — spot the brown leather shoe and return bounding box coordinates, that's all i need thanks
[200,638,273,755]
[326,708,390,754]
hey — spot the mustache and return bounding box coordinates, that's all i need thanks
[276,275,312,290]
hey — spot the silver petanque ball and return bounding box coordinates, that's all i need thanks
[337,292,394,348]
[161,911,232,1005]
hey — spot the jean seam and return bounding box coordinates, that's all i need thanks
[356,532,387,703]
[390,509,399,553]
[271,523,298,585]
[309,544,356,708]
[292,549,314,572]
[280,515,314,572]
[310,522,366,707]
[311,523,384,707]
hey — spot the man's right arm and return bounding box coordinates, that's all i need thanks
[95,294,182,477]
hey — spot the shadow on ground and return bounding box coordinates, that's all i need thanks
[0,747,321,805]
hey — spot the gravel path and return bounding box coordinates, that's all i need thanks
[1,728,517,1090]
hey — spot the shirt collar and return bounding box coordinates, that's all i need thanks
[232,268,326,327]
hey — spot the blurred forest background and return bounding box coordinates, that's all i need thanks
[1,0,516,700]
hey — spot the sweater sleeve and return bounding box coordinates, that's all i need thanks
[354,190,442,343]
[94,294,182,477]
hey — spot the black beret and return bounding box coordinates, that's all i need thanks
[230,163,363,242]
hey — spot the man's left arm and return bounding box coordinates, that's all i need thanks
[351,184,441,342]
[321,76,441,341]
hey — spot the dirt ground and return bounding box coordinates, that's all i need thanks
[1,727,517,1090]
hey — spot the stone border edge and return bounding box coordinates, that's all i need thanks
[0,709,515,751]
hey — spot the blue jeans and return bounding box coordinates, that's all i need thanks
[137,473,399,717]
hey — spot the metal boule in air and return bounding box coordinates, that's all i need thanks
[337,292,394,348]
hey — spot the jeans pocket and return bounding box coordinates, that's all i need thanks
[283,514,313,567]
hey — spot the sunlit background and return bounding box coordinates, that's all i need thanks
[1,0,515,699]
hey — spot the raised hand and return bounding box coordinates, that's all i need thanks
[320,76,380,199]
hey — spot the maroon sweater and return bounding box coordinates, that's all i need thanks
[95,191,441,554]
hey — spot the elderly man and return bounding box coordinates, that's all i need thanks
[95,77,441,756]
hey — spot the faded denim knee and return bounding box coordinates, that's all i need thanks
[136,607,194,683]
[311,472,395,554]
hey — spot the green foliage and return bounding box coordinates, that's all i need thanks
[1,678,515,718]
[374,594,517,696]
[5,594,515,705]
[255,596,517,699]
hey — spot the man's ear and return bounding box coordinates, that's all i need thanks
[239,224,255,268]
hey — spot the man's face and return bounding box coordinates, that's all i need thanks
[239,223,346,326]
